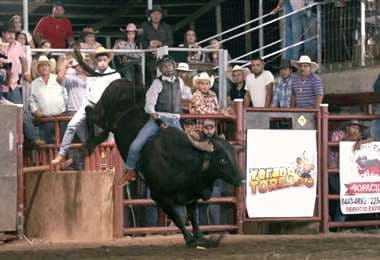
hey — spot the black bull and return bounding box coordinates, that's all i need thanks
[84,79,242,247]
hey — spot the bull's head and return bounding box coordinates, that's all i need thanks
[207,136,243,187]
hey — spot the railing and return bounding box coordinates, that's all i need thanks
[29,46,230,108]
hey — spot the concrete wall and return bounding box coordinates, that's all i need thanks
[25,171,114,242]
[321,65,380,94]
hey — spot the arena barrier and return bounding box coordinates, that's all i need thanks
[0,105,23,242]
[321,106,380,232]
[23,101,245,238]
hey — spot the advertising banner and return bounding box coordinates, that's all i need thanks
[246,130,318,218]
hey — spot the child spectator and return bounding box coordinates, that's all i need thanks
[190,72,219,114]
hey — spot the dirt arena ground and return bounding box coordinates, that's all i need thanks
[1,233,380,260]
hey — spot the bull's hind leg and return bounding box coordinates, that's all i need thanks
[187,202,223,248]
[154,198,194,246]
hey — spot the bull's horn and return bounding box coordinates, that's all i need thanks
[186,133,214,152]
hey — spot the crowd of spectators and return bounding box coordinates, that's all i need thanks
[1,1,376,227]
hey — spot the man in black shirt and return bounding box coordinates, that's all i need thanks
[141,5,174,49]
[229,65,246,103]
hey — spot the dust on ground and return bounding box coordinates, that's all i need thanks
[1,233,380,260]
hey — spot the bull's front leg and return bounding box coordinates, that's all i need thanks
[186,201,223,248]
[154,198,194,246]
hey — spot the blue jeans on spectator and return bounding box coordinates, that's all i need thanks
[125,116,182,170]
[3,87,23,104]
[329,174,346,222]
[58,103,89,156]
[38,120,67,144]
[23,111,39,142]
[198,179,224,225]
[283,1,317,60]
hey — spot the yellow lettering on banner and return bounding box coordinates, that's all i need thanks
[272,168,279,178]
[279,167,287,177]
[258,169,266,180]
[266,168,273,179]
[249,175,259,194]
[250,168,259,180]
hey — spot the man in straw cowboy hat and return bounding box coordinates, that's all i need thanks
[141,4,174,49]
[29,55,67,143]
[271,59,295,108]
[244,56,275,108]
[117,54,192,184]
[33,1,74,48]
[290,55,323,109]
[51,47,121,165]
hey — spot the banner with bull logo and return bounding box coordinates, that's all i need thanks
[339,142,380,214]
[245,130,317,218]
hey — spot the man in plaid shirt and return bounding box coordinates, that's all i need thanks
[271,59,294,108]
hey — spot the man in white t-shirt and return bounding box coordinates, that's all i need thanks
[244,57,274,107]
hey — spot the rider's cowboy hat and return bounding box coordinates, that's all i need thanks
[192,72,215,88]
[291,55,319,72]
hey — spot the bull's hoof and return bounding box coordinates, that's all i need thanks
[186,234,224,248]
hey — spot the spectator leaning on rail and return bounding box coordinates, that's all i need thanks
[29,55,68,143]
[290,55,323,109]
[141,5,174,49]
[244,57,275,108]
[271,59,295,108]
[51,47,121,165]
[33,1,74,48]
[0,22,32,104]
[117,55,192,185]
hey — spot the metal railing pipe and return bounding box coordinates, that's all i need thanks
[205,2,318,48]
[197,11,275,45]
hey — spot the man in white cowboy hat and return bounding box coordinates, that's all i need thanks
[141,4,174,48]
[176,62,193,84]
[117,55,192,184]
[29,55,68,143]
[290,55,323,109]
[51,47,121,165]
[271,59,295,108]
[229,65,247,103]
[244,57,275,108]
[33,1,74,48]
